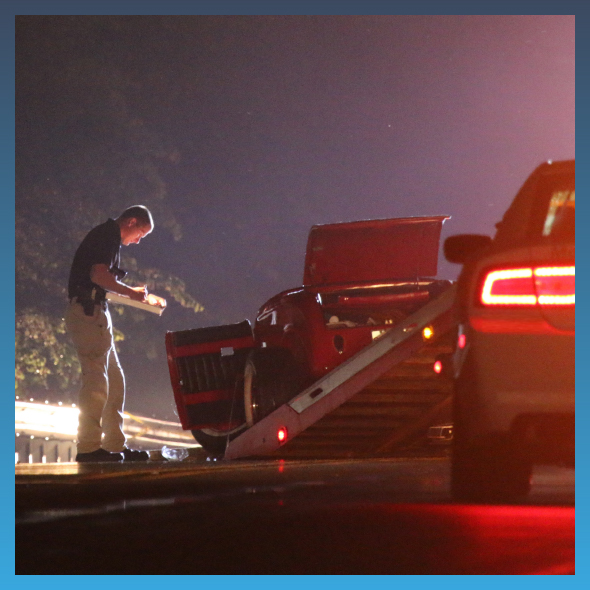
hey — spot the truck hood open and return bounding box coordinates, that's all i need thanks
[303,216,450,287]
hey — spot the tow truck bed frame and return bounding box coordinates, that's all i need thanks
[223,285,456,459]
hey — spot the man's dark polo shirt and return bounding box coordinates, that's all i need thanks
[68,218,121,301]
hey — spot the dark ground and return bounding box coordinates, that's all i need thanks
[15,456,575,574]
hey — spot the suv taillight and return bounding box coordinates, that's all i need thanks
[480,265,575,306]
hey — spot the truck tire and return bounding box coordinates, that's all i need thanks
[451,356,532,502]
[191,424,247,458]
[452,437,532,503]
[244,348,302,426]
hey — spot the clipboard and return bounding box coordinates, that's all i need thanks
[106,292,167,316]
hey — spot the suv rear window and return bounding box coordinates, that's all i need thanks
[528,170,575,245]
[494,164,575,248]
[542,187,574,241]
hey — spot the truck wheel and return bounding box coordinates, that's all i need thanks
[451,437,532,503]
[451,354,531,503]
[244,348,302,426]
[191,425,247,458]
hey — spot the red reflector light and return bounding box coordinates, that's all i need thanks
[433,360,443,374]
[458,334,466,349]
[277,427,288,443]
[480,266,574,306]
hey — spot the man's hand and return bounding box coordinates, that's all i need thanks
[90,264,149,302]
[129,285,148,303]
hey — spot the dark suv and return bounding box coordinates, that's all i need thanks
[444,159,575,502]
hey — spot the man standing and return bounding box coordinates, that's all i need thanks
[65,205,154,462]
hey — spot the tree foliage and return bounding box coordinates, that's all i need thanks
[15,16,204,399]
[15,311,80,398]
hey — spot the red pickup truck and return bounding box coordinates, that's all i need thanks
[166,215,452,455]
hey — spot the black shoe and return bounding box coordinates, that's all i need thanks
[76,449,124,463]
[122,447,150,461]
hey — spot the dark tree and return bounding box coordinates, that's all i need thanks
[15,16,203,399]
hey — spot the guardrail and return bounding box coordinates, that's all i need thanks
[15,400,198,463]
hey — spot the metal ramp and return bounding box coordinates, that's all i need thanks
[224,285,457,459]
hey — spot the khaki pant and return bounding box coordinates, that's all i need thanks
[65,301,126,454]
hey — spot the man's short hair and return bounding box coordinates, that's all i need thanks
[118,205,154,229]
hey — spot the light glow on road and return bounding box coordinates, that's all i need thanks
[15,402,80,436]
[15,401,198,446]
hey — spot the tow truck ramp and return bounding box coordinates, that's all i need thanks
[223,285,457,459]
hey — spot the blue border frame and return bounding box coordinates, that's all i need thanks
[7,1,584,585]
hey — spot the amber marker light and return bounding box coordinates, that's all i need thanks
[422,326,434,341]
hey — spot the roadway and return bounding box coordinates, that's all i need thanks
[15,454,575,574]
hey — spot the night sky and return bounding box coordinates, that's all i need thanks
[16,15,575,420]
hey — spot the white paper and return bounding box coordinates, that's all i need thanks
[106,292,167,315]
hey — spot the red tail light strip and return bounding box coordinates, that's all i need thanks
[534,266,575,305]
[480,265,574,306]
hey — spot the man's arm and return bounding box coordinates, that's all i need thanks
[90,264,147,302]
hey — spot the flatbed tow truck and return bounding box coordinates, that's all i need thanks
[166,216,457,460]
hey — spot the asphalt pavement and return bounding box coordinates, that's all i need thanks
[15,455,575,574]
